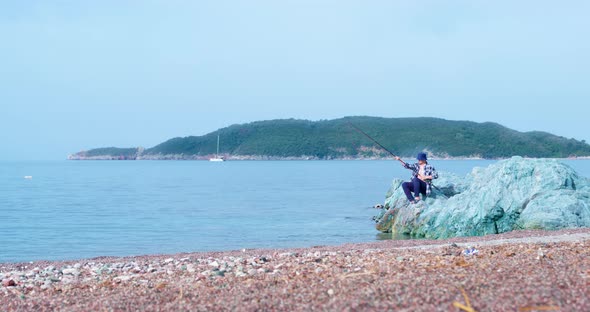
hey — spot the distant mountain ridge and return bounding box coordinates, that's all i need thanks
[69,117,590,160]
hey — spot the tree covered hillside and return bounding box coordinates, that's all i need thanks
[70,117,590,159]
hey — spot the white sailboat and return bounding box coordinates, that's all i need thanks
[209,134,224,162]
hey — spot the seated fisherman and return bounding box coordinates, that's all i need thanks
[394,153,438,204]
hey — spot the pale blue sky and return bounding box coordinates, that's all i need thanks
[1,1,589,160]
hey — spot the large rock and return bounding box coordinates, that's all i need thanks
[373,157,590,238]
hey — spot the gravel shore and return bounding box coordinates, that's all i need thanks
[2,228,589,311]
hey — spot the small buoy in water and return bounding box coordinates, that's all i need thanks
[374,204,384,209]
[24,176,33,179]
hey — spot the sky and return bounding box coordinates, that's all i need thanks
[1,1,589,160]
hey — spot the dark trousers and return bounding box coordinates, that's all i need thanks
[402,177,427,201]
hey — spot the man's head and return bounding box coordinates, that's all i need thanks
[417,152,427,164]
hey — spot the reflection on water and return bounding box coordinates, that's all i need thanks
[375,232,426,240]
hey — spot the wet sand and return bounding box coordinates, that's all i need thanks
[1,228,589,311]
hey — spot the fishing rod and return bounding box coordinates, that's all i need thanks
[347,122,443,193]
[347,122,398,158]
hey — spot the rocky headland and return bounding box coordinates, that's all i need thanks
[374,157,590,238]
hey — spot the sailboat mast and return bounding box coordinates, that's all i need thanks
[216,134,220,156]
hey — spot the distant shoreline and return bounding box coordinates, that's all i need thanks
[66,117,590,161]
[66,155,590,161]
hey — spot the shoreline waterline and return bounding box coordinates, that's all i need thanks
[0,228,587,266]
[1,228,588,311]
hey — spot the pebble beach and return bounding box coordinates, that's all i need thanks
[1,228,589,311]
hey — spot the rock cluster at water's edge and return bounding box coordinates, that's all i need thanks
[374,157,590,238]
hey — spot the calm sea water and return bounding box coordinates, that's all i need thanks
[1,159,589,263]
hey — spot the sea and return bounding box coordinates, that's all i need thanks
[1,159,589,263]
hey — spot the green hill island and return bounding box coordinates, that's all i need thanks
[68,117,590,160]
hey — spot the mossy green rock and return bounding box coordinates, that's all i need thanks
[374,157,590,238]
